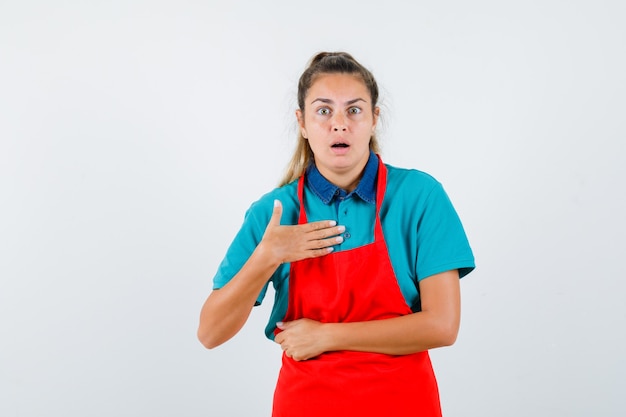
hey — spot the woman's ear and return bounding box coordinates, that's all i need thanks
[372,106,380,132]
[296,109,307,139]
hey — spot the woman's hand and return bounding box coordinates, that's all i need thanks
[259,200,345,266]
[274,319,329,361]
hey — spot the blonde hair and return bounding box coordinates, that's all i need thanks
[279,52,381,186]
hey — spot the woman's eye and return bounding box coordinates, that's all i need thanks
[348,107,361,114]
[317,108,330,115]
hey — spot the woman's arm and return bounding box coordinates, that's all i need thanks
[274,269,461,360]
[197,245,282,349]
[197,200,345,349]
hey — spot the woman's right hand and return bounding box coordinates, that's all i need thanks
[258,200,345,266]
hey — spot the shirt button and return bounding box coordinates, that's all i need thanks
[344,232,351,239]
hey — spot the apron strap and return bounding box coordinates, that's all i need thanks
[373,156,387,242]
[297,172,307,224]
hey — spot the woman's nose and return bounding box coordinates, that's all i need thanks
[332,113,347,131]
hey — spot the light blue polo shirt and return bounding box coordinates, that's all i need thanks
[213,152,475,340]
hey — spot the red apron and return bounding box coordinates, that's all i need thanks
[273,159,442,417]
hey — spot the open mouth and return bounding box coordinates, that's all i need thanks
[332,143,349,148]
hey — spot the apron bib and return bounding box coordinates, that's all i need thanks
[273,158,441,417]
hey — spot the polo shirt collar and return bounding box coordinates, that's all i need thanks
[305,151,378,205]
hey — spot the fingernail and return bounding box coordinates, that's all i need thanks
[274,200,280,207]
[337,225,345,233]
[329,220,337,226]
[336,236,344,243]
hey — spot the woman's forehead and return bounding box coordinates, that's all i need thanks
[306,73,370,103]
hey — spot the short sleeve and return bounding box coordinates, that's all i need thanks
[212,200,273,305]
[415,182,475,280]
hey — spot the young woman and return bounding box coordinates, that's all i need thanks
[198,52,475,417]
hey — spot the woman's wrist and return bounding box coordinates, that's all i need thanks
[251,241,282,273]
[322,322,344,352]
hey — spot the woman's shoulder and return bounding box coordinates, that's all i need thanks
[246,180,300,222]
[384,163,442,196]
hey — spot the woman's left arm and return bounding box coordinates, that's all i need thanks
[274,270,460,361]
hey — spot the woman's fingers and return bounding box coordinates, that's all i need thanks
[268,199,283,227]
[261,202,347,263]
[298,224,344,252]
[274,319,327,361]
[301,221,345,241]
[269,202,343,241]
[311,234,343,249]
[306,219,337,231]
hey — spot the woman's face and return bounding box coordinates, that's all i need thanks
[297,72,379,190]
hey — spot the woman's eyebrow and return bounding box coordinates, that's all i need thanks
[310,98,333,105]
[346,98,367,105]
[310,98,368,105]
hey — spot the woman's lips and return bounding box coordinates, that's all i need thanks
[331,143,350,154]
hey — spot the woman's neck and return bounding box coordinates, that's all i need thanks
[317,163,367,193]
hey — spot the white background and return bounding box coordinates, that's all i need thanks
[1,1,625,416]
